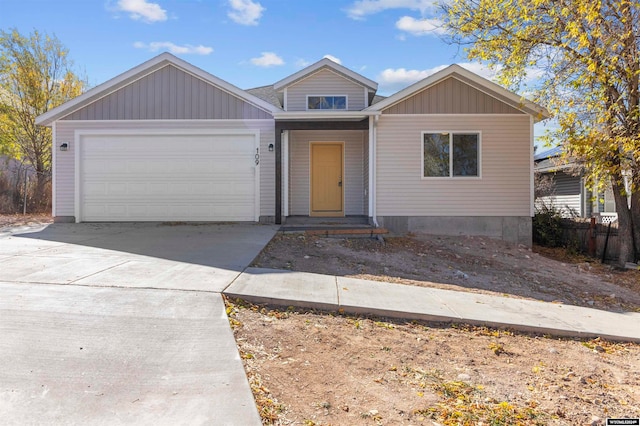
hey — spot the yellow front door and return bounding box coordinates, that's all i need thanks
[310,143,344,217]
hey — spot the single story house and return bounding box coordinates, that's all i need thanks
[534,146,618,220]
[36,53,548,245]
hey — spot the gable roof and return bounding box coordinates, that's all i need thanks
[36,52,281,126]
[246,85,282,108]
[366,64,550,121]
[534,146,562,162]
[273,58,378,92]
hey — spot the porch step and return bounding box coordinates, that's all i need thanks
[279,226,389,238]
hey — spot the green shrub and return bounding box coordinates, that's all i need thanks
[533,205,565,247]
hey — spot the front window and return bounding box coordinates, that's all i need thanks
[423,132,479,177]
[307,95,347,110]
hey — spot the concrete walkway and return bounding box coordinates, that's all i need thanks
[225,267,640,343]
[1,282,261,425]
[1,223,278,426]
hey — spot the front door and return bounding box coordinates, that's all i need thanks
[310,143,344,217]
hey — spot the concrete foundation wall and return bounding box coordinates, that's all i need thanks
[53,216,75,223]
[259,215,275,224]
[378,216,532,247]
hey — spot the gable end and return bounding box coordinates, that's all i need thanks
[62,64,273,121]
[284,68,370,111]
[382,76,525,115]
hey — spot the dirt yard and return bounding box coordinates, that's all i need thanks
[251,233,640,313]
[0,213,52,230]
[232,232,640,425]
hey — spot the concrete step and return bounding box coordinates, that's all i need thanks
[279,227,389,238]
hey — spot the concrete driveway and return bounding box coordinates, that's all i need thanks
[0,222,277,292]
[0,222,277,425]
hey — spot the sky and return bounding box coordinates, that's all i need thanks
[1,0,553,141]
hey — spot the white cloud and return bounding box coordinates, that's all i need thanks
[295,59,311,68]
[377,62,499,94]
[456,63,500,80]
[346,0,436,20]
[133,41,213,55]
[378,62,546,95]
[396,16,446,36]
[116,0,167,23]
[251,52,284,67]
[228,0,265,26]
[377,66,443,90]
[323,54,342,65]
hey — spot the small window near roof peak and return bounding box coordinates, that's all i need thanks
[307,95,347,110]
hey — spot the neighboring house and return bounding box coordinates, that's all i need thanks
[36,53,548,245]
[534,146,618,220]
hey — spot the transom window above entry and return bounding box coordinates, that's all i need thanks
[307,95,347,110]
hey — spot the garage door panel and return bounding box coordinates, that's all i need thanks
[82,202,256,222]
[79,133,258,222]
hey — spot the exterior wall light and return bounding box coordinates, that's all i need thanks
[268,143,274,152]
[60,143,69,151]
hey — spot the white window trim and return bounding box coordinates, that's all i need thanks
[305,95,348,111]
[420,131,482,179]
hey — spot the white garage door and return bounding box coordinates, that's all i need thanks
[77,132,259,222]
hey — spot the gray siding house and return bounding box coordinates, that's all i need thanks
[36,53,548,245]
[534,147,618,219]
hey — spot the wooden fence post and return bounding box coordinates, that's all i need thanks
[588,217,596,257]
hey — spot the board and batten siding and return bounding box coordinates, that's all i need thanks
[289,130,366,215]
[375,115,531,216]
[62,65,272,121]
[285,69,366,111]
[54,120,275,218]
[383,77,524,115]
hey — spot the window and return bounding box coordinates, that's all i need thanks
[422,132,480,177]
[307,95,347,110]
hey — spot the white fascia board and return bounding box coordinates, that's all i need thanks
[365,64,550,120]
[535,163,575,173]
[272,111,379,120]
[273,58,378,91]
[36,52,280,126]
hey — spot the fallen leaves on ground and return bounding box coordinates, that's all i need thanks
[229,300,640,425]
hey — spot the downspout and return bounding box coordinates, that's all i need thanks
[529,116,535,218]
[283,130,289,218]
[51,121,57,219]
[372,114,379,227]
[368,116,374,222]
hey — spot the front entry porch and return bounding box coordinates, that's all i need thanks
[275,119,373,225]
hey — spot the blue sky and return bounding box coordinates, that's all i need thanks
[2,0,553,141]
[1,0,486,94]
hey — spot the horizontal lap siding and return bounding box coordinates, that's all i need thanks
[286,69,366,111]
[54,120,275,218]
[55,124,76,216]
[376,115,531,216]
[289,130,365,215]
[537,172,582,216]
[62,65,271,120]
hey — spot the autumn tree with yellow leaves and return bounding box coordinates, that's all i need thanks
[443,0,640,265]
[0,28,84,210]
